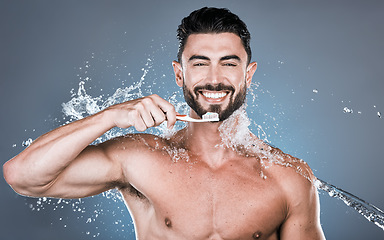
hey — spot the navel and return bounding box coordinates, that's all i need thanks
[252,231,262,239]
[164,217,172,228]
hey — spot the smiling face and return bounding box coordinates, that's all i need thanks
[173,33,257,121]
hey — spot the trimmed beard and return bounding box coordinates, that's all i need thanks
[183,81,247,121]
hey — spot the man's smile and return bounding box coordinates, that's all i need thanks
[200,90,229,100]
[194,83,235,104]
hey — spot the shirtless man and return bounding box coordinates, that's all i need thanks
[3,7,325,240]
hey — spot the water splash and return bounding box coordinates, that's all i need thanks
[62,81,102,121]
[315,178,384,230]
[25,188,131,238]
[62,66,148,122]
[217,106,312,182]
[23,45,383,238]
[60,75,384,232]
[217,106,384,230]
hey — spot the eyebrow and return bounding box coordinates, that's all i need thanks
[188,54,241,62]
[220,55,241,62]
[188,55,210,62]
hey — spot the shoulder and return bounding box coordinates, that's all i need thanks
[263,146,317,207]
[94,133,176,172]
[97,133,176,186]
[264,147,325,238]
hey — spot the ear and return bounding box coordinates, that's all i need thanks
[245,61,257,88]
[172,61,184,87]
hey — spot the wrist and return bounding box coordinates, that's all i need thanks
[97,108,118,130]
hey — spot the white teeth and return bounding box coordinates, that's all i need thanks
[202,92,228,99]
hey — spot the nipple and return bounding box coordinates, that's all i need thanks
[252,231,262,239]
[165,217,172,228]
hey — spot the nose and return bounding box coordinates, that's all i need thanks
[206,65,222,85]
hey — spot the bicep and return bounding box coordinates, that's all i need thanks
[42,144,124,198]
[280,183,326,240]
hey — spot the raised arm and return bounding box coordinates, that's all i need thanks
[3,94,176,199]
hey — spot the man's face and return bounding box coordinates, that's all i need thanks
[173,33,257,121]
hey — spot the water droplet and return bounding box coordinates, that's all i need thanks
[312,89,318,93]
[378,112,381,118]
[343,107,353,114]
[22,138,33,147]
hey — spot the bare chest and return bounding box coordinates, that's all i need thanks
[123,156,287,240]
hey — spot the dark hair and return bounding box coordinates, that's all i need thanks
[177,7,251,64]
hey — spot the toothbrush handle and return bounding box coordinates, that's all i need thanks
[176,115,189,122]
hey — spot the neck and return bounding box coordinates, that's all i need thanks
[183,121,230,168]
[177,108,252,168]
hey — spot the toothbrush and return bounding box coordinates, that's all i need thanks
[176,112,219,122]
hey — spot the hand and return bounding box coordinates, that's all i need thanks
[105,94,177,131]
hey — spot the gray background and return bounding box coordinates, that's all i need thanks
[1,0,384,239]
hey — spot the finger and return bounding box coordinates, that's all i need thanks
[149,94,177,128]
[139,107,155,128]
[159,103,177,129]
[148,106,167,126]
[166,109,177,129]
[140,95,166,127]
[133,117,148,132]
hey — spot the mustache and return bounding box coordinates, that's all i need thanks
[194,83,235,95]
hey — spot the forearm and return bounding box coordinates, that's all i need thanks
[3,109,115,194]
[3,94,176,197]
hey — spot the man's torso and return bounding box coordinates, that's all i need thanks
[111,133,303,240]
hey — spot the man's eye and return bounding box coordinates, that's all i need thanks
[193,63,207,66]
[223,63,237,67]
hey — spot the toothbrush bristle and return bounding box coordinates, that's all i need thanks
[202,112,219,121]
